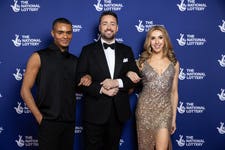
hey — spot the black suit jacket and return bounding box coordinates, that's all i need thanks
[77,40,139,124]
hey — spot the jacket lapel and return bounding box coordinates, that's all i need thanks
[113,42,123,79]
[94,41,111,78]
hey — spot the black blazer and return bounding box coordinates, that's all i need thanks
[77,40,139,124]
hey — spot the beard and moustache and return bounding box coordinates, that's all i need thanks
[100,29,116,41]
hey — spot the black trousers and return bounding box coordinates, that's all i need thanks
[38,120,75,150]
[84,104,123,150]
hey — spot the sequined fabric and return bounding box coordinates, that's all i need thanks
[136,61,175,150]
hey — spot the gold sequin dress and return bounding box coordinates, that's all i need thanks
[136,61,175,150]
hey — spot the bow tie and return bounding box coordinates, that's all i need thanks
[103,43,115,49]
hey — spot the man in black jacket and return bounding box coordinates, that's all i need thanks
[77,11,141,150]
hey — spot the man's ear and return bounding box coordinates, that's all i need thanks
[51,30,54,38]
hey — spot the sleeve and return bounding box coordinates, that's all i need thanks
[77,47,102,97]
[120,47,141,91]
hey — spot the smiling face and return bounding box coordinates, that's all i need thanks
[149,30,165,54]
[51,22,73,52]
[99,15,118,43]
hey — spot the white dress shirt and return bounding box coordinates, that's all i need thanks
[101,39,123,88]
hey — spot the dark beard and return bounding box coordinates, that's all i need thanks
[101,29,116,41]
[101,34,115,41]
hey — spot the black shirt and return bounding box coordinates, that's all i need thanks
[36,43,78,122]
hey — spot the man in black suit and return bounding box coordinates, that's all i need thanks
[77,11,141,150]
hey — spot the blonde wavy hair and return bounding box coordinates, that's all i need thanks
[137,25,177,68]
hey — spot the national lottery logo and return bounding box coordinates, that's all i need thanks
[176,134,205,147]
[76,93,83,100]
[14,102,31,114]
[14,102,23,114]
[176,135,185,147]
[177,0,207,12]
[176,33,206,46]
[10,0,40,13]
[11,0,20,12]
[15,135,25,147]
[176,34,186,46]
[218,54,225,67]
[119,139,124,146]
[12,34,21,47]
[177,102,185,114]
[0,127,4,134]
[12,34,41,47]
[93,0,124,12]
[75,126,83,134]
[72,25,82,32]
[13,68,25,81]
[115,38,123,43]
[179,68,206,80]
[218,20,225,33]
[217,88,225,101]
[135,20,146,32]
[217,122,225,134]
[177,101,205,114]
[135,20,163,33]
[15,135,38,147]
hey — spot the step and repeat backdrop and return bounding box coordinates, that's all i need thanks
[0,0,225,149]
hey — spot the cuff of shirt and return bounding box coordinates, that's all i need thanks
[117,79,123,88]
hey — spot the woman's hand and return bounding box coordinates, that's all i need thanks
[171,120,176,134]
[127,71,141,83]
[78,74,92,86]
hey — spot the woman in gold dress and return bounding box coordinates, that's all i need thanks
[127,26,179,150]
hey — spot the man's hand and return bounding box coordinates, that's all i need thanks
[100,79,119,90]
[78,74,92,86]
[101,86,119,96]
[126,71,141,83]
